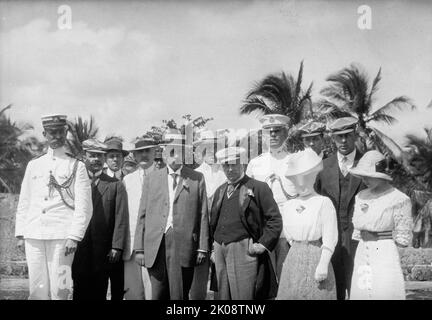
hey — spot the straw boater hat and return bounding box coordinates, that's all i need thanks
[82,139,107,154]
[41,114,68,129]
[284,148,323,177]
[259,114,290,129]
[129,135,159,152]
[298,121,326,138]
[104,137,129,157]
[215,147,247,164]
[327,117,358,135]
[348,150,392,181]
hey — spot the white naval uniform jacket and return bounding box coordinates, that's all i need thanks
[15,147,93,241]
[246,148,297,206]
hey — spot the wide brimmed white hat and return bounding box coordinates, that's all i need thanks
[348,150,392,181]
[285,148,323,177]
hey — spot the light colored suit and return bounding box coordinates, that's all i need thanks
[122,165,154,299]
[134,166,209,299]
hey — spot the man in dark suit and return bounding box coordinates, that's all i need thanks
[315,117,366,300]
[72,139,129,300]
[103,137,129,181]
[210,147,282,300]
[134,129,209,300]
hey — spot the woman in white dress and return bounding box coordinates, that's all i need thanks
[349,150,413,300]
[277,148,338,300]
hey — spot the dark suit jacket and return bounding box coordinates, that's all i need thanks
[133,166,209,268]
[315,151,365,250]
[210,175,282,299]
[73,173,129,275]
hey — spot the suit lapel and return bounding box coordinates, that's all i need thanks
[346,150,363,203]
[210,182,228,230]
[239,183,252,216]
[174,167,188,203]
[326,155,340,200]
[94,176,110,207]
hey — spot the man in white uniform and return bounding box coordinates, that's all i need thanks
[15,114,93,300]
[122,135,158,299]
[190,129,226,299]
[246,114,297,281]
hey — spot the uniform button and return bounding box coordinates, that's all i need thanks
[44,197,48,201]
[42,210,46,214]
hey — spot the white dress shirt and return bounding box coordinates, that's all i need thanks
[165,165,183,232]
[337,149,356,172]
[15,146,93,241]
[106,167,122,180]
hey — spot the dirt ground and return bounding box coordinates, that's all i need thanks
[1,276,431,300]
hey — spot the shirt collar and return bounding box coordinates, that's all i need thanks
[337,149,356,163]
[88,170,103,179]
[167,165,183,175]
[140,163,155,175]
[47,146,66,158]
[106,167,122,179]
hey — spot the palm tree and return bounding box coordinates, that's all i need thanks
[318,63,416,159]
[240,61,313,152]
[0,105,43,193]
[403,127,432,247]
[66,116,99,158]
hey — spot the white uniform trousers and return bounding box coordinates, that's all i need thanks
[25,239,74,300]
[124,252,152,300]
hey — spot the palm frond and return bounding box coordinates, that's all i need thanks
[0,104,13,117]
[370,96,416,120]
[240,97,274,115]
[367,67,381,106]
[367,113,398,125]
[368,126,405,162]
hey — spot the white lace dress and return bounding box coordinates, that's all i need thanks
[350,187,413,300]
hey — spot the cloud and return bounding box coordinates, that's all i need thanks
[1,0,431,147]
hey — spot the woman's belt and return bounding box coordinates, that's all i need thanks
[292,239,322,247]
[360,230,393,242]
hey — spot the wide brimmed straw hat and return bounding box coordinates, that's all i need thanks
[129,135,159,151]
[348,150,392,181]
[285,148,323,177]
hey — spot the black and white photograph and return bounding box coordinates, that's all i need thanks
[0,0,432,306]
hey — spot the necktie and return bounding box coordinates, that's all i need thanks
[341,156,349,177]
[227,183,237,198]
[171,173,178,190]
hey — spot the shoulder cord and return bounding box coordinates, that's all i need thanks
[265,174,298,200]
[48,160,79,210]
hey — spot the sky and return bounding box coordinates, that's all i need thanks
[0,0,431,150]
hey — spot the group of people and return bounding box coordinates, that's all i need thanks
[15,112,413,300]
